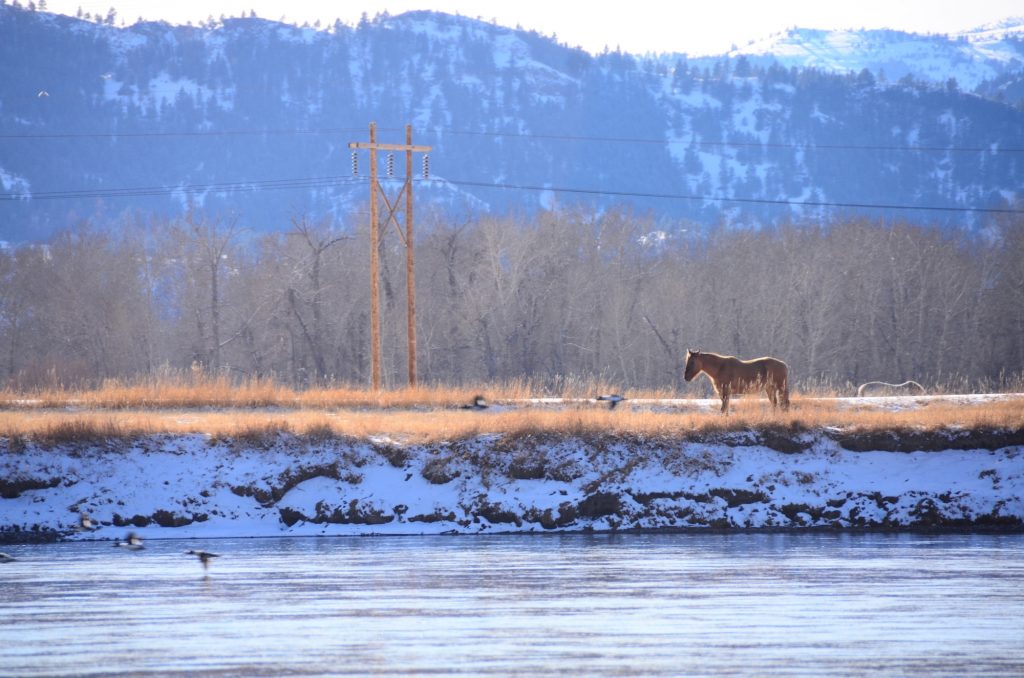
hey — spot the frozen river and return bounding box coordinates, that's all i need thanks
[2,533,1022,676]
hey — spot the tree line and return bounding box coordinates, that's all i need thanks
[2,208,1022,392]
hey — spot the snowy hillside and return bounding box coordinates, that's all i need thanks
[722,19,1024,91]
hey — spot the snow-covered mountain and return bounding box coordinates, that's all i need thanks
[0,5,1022,241]
[718,18,1024,93]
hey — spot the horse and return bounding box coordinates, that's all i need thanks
[856,381,925,397]
[684,349,790,414]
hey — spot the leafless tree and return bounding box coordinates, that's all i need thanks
[3,210,1022,391]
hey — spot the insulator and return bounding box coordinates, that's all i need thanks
[386,153,394,177]
[422,154,430,179]
[351,151,358,176]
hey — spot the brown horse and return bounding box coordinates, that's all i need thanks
[684,349,790,414]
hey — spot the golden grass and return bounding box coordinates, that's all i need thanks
[0,395,1020,446]
[2,371,1021,410]
[0,374,676,410]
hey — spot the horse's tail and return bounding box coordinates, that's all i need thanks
[779,363,790,411]
[766,359,790,410]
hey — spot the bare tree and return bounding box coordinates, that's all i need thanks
[169,210,244,372]
[282,214,349,383]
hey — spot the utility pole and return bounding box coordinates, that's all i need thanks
[404,125,418,387]
[349,123,431,390]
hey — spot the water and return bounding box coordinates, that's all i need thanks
[1,533,1022,676]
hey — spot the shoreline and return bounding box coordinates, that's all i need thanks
[6,524,1024,546]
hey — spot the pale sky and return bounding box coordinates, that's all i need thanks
[39,0,1024,55]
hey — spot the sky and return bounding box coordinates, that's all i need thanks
[32,0,1024,55]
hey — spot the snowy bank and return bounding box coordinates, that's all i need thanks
[1,430,1022,542]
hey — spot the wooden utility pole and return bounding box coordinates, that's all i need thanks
[349,123,431,389]
[404,125,417,386]
[368,123,381,390]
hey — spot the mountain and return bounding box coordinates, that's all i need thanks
[715,18,1024,94]
[0,4,1022,241]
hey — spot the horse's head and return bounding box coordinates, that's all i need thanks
[683,349,701,381]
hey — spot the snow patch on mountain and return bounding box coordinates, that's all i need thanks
[955,16,1024,44]
[727,24,1024,91]
[0,168,31,197]
[103,72,233,114]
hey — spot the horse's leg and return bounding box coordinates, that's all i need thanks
[767,385,778,408]
[720,386,730,414]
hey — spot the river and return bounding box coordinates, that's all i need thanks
[1,533,1022,676]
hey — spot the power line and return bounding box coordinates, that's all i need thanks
[1,125,1020,154]
[2,172,1020,215]
[0,127,370,140]
[441,129,1024,154]
[435,177,1024,215]
[0,175,362,201]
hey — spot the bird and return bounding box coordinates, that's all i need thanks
[78,511,97,531]
[113,532,144,550]
[37,90,49,97]
[596,394,625,410]
[459,395,488,411]
[186,549,220,570]
[0,552,16,563]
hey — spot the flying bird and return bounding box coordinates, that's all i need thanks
[596,394,625,410]
[37,90,49,98]
[0,552,16,563]
[459,395,488,411]
[186,549,220,570]
[113,532,144,550]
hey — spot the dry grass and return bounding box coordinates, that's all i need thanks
[0,373,675,410]
[0,394,1020,446]
[2,371,1021,410]
[779,372,1024,398]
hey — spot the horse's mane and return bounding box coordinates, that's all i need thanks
[688,350,731,361]
[692,351,783,363]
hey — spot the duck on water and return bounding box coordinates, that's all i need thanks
[113,533,144,550]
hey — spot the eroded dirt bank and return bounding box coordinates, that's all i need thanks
[1,429,1022,543]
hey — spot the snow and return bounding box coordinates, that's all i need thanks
[729,25,1024,91]
[938,109,959,136]
[106,25,149,55]
[538,186,556,210]
[2,414,1021,542]
[731,88,779,142]
[956,17,1024,46]
[0,167,31,197]
[276,26,321,44]
[103,72,233,114]
[674,89,722,109]
[810,104,833,124]
[492,32,526,70]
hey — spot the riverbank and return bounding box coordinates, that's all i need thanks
[2,425,1021,543]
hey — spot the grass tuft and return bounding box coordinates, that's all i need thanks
[29,417,142,447]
